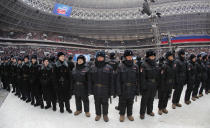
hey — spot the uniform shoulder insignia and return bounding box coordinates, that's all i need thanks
[82,70,86,72]
[161,70,164,74]
[140,67,143,73]
[104,67,110,71]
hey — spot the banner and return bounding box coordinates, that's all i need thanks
[161,35,210,44]
[53,3,72,17]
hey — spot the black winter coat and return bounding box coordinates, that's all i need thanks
[72,64,89,96]
[116,61,139,98]
[88,63,114,98]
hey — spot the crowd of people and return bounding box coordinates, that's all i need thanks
[0,30,154,46]
[1,45,210,60]
[0,48,210,122]
[0,46,95,59]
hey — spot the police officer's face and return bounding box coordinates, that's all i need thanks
[24,58,29,63]
[126,56,133,61]
[59,55,65,62]
[13,59,16,63]
[199,57,202,60]
[181,54,185,58]
[44,60,49,66]
[97,56,104,62]
[192,58,196,62]
[18,60,22,64]
[168,55,174,61]
[32,58,36,64]
[149,55,156,60]
[78,59,84,65]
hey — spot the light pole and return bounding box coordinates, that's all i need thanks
[150,14,161,58]
[141,0,162,58]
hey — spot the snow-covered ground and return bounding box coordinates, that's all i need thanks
[0,86,210,128]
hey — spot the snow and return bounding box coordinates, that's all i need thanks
[0,86,210,128]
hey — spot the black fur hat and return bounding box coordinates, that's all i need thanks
[110,52,115,59]
[77,55,86,63]
[24,55,29,59]
[57,52,65,58]
[18,57,23,61]
[43,57,49,61]
[189,54,196,60]
[197,53,202,58]
[136,56,141,61]
[96,51,105,58]
[124,50,133,57]
[178,49,185,56]
[31,54,37,59]
[202,53,208,60]
[146,50,156,58]
[165,51,173,59]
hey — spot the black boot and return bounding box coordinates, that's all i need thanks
[45,104,51,109]
[6,88,10,92]
[34,102,40,107]
[40,104,44,109]
[53,106,57,111]
[115,106,119,110]
[31,100,35,105]
[65,101,72,113]
[52,102,57,111]
[60,108,64,113]
[26,99,31,103]
[66,108,72,114]
[21,97,26,101]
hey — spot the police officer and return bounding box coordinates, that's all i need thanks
[72,55,90,117]
[3,57,10,91]
[29,55,41,106]
[108,52,119,72]
[116,50,139,122]
[207,55,210,93]
[54,52,72,113]
[49,55,57,108]
[39,57,55,110]
[88,57,95,68]
[136,56,142,68]
[158,57,165,68]
[184,54,197,105]
[172,49,187,109]
[198,53,208,96]
[108,52,120,110]
[88,51,114,122]
[11,57,17,93]
[192,53,203,100]
[0,57,4,89]
[67,55,75,71]
[140,50,159,119]
[21,55,31,102]
[16,57,23,98]
[49,55,56,65]
[158,51,175,115]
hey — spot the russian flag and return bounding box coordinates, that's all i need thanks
[161,35,210,44]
